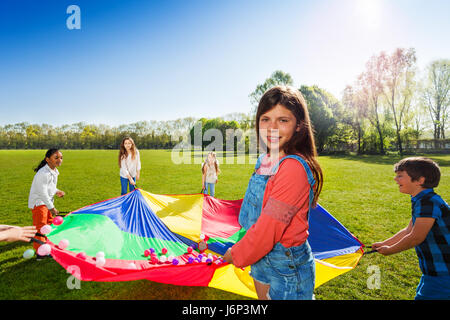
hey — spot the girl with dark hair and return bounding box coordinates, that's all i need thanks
[223,85,323,300]
[28,148,65,258]
[119,137,141,195]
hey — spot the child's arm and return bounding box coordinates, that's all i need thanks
[376,217,435,255]
[372,219,413,249]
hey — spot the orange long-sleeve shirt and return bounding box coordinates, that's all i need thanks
[231,156,311,268]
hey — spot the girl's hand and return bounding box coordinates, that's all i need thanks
[56,190,65,198]
[223,248,233,264]
[50,208,59,216]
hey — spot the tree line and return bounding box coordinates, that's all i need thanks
[1,47,448,154]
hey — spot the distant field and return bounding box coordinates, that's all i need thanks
[0,150,448,300]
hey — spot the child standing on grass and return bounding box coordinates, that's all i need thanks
[119,137,141,195]
[28,148,65,258]
[222,86,323,300]
[201,151,220,197]
[372,157,449,300]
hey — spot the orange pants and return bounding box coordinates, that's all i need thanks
[31,205,53,251]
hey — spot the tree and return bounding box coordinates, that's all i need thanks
[299,85,337,153]
[357,53,388,154]
[342,85,368,154]
[422,59,450,143]
[249,70,294,114]
[382,48,417,155]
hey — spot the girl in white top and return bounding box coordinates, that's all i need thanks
[119,137,141,195]
[201,151,220,197]
[28,148,65,254]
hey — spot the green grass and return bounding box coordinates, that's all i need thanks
[0,150,448,300]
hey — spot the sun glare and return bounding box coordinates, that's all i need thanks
[355,0,382,30]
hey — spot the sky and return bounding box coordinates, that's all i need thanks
[0,0,449,126]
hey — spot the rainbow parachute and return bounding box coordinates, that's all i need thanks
[47,189,364,298]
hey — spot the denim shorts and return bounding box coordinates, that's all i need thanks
[250,241,315,300]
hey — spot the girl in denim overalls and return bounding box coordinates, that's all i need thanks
[223,86,323,300]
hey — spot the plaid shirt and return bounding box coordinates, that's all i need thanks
[411,189,450,276]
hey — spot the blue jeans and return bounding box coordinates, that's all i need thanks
[238,154,316,300]
[203,183,215,197]
[415,274,450,300]
[120,177,136,195]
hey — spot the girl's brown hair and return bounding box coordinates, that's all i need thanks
[202,152,220,175]
[119,137,137,167]
[256,85,323,207]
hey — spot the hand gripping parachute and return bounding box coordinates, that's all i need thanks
[46,189,364,298]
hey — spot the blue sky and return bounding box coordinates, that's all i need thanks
[1,0,449,126]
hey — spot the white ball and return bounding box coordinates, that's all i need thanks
[168,255,174,262]
[96,251,105,259]
[128,263,137,269]
[159,255,167,263]
[95,257,106,267]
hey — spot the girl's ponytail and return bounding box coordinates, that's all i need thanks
[33,148,60,172]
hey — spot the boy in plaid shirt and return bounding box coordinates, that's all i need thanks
[372,157,449,299]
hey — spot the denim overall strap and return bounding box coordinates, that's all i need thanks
[271,155,316,212]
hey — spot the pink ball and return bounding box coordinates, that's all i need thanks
[161,248,168,255]
[144,249,151,257]
[37,244,51,256]
[187,246,193,254]
[76,252,87,260]
[40,225,52,235]
[53,216,64,226]
[58,239,69,250]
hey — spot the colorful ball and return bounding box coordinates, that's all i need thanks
[149,248,155,254]
[144,249,151,257]
[37,244,51,256]
[58,239,69,249]
[188,257,194,264]
[172,258,179,265]
[150,257,158,264]
[76,252,87,260]
[160,255,167,263]
[128,262,137,269]
[52,216,64,226]
[23,249,35,259]
[161,248,168,255]
[187,246,193,254]
[40,225,52,235]
[206,258,212,264]
[96,251,105,259]
[96,257,106,267]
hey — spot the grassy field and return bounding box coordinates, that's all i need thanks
[0,149,448,300]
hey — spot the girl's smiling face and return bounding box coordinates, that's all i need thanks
[258,104,300,157]
[46,151,63,169]
[124,139,133,151]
